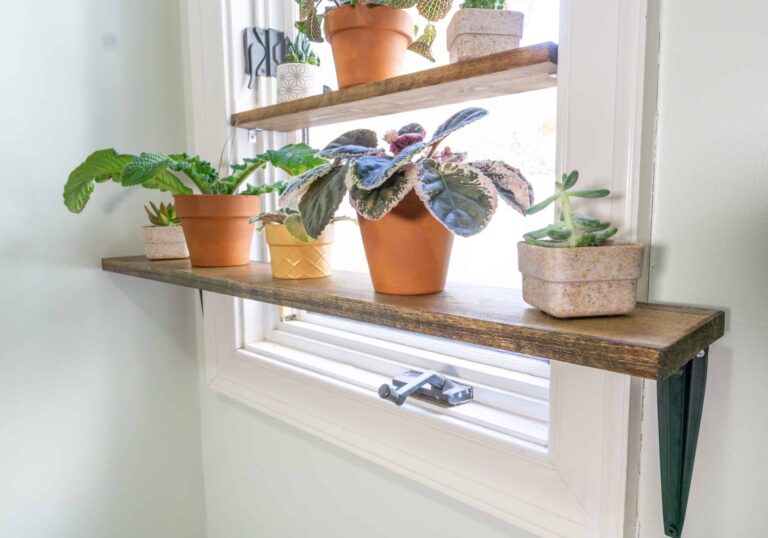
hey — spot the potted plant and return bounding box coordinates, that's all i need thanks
[277,33,323,103]
[296,0,456,88]
[447,0,524,63]
[280,107,535,295]
[64,144,326,267]
[142,201,189,260]
[518,170,646,318]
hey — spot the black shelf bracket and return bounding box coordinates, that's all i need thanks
[657,348,708,537]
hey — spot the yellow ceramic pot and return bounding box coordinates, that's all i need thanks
[265,223,334,279]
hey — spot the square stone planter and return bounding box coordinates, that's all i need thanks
[142,225,189,260]
[517,242,646,318]
[447,8,524,63]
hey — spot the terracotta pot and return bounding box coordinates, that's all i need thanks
[174,195,260,267]
[358,191,454,295]
[517,242,646,318]
[266,223,334,279]
[141,225,189,260]
[324,5,413,88]
[447,9,524,63]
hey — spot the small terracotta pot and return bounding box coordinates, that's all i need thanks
[517,242,646,318]
[174,195,260,267]
[141,225,189,260]
[358,191,454,295]
[266,223,334,279]
[325,5,414,88]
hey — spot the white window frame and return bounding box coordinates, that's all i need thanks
[181,0,655,535]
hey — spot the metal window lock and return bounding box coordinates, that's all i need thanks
[378,370,473,407]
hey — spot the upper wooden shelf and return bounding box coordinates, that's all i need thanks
[102,256,724,380]
[231,42,558,132]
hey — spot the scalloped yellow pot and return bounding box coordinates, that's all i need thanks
[265,223,334,279]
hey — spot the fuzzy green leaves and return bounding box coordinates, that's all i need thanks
[415,160,497,236]
[319,129,380,159]
[428,107,488,147]
[64,150,135,213]
[469,160,534,215]
[350,166,415,220]
[298,163,350,239]
[350,141,425,189]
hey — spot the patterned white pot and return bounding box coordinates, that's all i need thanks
[142,225,189,260]
[277,63,322,103]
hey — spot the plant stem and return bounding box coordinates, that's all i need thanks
[559,188,577,247]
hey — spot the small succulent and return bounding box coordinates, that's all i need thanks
[280,107,534,239]
[283,33,320,66]
[523,170,617,248]
[295,0,455,62]
[144,201,181,226]
[460,0,505,8]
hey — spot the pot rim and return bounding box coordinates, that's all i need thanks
[324,4,414,44]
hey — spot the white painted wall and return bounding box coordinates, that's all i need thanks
[0,1,206,537]
[638,0,768,536]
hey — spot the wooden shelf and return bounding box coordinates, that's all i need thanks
[102,256,724,380]
[231,42,558,132]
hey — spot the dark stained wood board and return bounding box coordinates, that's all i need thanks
[231,42,558,132]
[102,256,724,380]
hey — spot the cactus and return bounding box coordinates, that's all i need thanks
[523,170,618,248]
[283,33,320,66]
[280,107,535,239]
[144,201,181,226]
[460,0,505,9]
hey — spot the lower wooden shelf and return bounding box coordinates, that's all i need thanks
[102,256,724,380]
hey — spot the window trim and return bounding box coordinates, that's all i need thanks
[182,0,655,535]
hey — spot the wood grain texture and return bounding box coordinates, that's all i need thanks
[231,42,558,132]
[102,256,724,379]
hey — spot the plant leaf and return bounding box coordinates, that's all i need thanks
[298,163,350,239]
[241,181,288,196]
[349,166,416,220]
[63,149,135,213]
[350,142,425,190]
[569,189,610,198]
[262,143,328,176]
[562,170,579,189]
[219,157,266,194]
[167,154,217,194]
[469,160,534,215]
[524,193,559,215]
[408,23,437,62]
[143,171,193,195]
[414,160,497,237]
[121,152,172,186]
[428,107,488,147]
[279,163,335,207]
[398,123,426,136]
[368,0,419,8]
[284,212,312,243]
[319,129,380,158]
[573,213,610,231]
[416,0,453,21]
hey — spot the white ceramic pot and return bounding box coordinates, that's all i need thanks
[142,225,189,260]
[277,63,323,103]
[446,9,524,63]
[517,242,646,318]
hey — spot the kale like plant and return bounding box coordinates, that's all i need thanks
[523,170,617,247]
[295,0,456,61]
[144,201,181,226]
[460,0,505,8]
[280,107,534,239]
[63,143,327,214]
[283,33,320,66]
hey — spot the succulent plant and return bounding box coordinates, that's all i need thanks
[280,107,534,239]
[460,0,505,8]
[283,33,321,66]
[144,201,181,226]
[523,170,617,248]
[64,143,327,213]
[295,0,456,61]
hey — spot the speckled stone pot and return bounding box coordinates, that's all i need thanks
[447,9,524,63]
[518,242,645,318]
[142,226,189,260]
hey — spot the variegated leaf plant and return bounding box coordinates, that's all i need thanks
[279,107,535,239]
[295,0,455,61]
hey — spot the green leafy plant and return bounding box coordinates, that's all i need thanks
[64,143,327,213]
[523,170,617,247]
[295,0,455,61]
[460,0,504,8]
[144,201,181,226]
[280,107,534,239]
[283,33,321,66]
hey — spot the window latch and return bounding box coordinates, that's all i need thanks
[378,370,473,407]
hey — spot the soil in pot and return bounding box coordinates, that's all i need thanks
[358,191,453,295]
[325,4,413,88]
[266,223,334,279]
[142,225,189,260]
[174,195,260,267]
